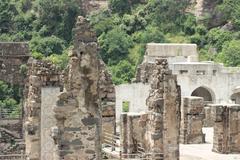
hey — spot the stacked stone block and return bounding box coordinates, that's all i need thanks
[180,96,205,144]
[140,59,181,160]
[211,104,240,154]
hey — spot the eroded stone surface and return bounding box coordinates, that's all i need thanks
[53,16,102,160]
[180,97,205,144]
[211,104,240,154]
[0,42,30,85]
[24,59,62,160]
[140,59,181,160]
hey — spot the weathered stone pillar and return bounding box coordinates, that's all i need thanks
[24,74,41,160]
[120,113,128,155]
[211,104,240,154]
[143,59,181,160]
[53,16,102,160]
[180,96,205,144]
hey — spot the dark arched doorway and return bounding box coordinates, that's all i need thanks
[191,87,214,104]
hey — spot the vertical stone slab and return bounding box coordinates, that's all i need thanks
[41,87,60,160]
[180,96,205,144]
[163,69,181,160]
[211,104,240,154]
[53,16,102,160]
[25,75,41,160]
[120,113,128,155]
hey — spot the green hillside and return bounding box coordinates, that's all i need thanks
[1,0,240,84]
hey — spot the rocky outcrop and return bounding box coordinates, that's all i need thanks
[193,0,225,28]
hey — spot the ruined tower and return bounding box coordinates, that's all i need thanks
[53,16,102,160]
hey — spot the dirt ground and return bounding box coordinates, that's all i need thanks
[180,128,240,160]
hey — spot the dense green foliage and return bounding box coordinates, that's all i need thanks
[0,81,21,117]
[2,0,240,84]
[0,0,81,68]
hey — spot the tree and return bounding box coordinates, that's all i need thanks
[218,0,240,29]
[0,0,17,33]
[109,60,135,84]
[34,0,80,42]
[99,27,133,65]
[218,40,240,66]
[207,28,233,51]
[109,0,131,15]
[30,35,66,56]
[145,0,192,32]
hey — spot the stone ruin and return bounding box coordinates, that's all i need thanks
[53,16,102,160]
[180,97,205,144]
[0,11,240,160]
[211,104,240,154]
[0,42,30,156]
[141,59,181,160]
[24,59,62,160]
[120,59,181,160]
[0,42,30,85]
[22,16,116,160]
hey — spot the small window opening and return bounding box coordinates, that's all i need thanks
[122,101,130,112]
[179,70,188,74]
[213,70,217,76]
[196,70,206,75]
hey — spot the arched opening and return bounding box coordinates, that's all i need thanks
[191,87,214,104]
[231,93,240,104]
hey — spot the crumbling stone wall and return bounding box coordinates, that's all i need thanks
[211,104,240,154]
[24,59,62,160]
[180,96,205,144]
[0,42,30,85]
[139,59,181,160]
[53,16,102,160]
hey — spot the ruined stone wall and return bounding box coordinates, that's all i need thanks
[53,16,102,160]
[24,59,62,160]
[0,42,30,85]
[180,96,205,144]
[211,104,240,154]
[140,59,181,160]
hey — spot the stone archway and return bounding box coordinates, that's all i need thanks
[230,87,240,104]
[191,86,215,104]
